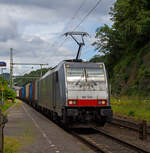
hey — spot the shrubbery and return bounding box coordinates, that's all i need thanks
[0,77,16,100]
[111,97,150,121]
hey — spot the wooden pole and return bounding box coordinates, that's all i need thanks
[139,120,147,140]
[142,120,147,140]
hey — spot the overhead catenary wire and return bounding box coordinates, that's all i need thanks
[73,0,102,31]
[63,0,88,32]
[16,67,34,76]
[58,0,102,48]
[49,0,87,49]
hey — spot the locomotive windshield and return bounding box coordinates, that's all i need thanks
[66,67,106,91]
[66,68,85,82]
[86,68,105,81]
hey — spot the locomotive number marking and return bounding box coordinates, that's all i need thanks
[82,96,93,99]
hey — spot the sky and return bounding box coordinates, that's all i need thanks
[0,0,116,75]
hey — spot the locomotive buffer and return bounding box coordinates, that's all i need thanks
[64,32,89,60]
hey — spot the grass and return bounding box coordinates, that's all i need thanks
[0,100,15,112]
[14,99,21,109]
[3,127,34,153]
[1,100,19,153]
[4,137,21,153]
[111,96,150,122]
[81,146,88,151]
[21,128,34,144]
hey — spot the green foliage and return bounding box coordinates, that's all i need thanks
[90,55,106,62]
[0,77,16,100]
[4,137,21,153]
[14,68,50,86]
[4,88,16,100]
[128,111,135,117]
[92,0,150,97]
[111,97,150,121]
[0,100,14,112]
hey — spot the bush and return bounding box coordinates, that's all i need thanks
[111,96,150,121]
[0,88,16,100]
[128,111,135,117]
[4,88,16,100]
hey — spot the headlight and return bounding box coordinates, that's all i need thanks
[69,101,73,105]
[99,64,103,68]
[102,100,106,104]
[97,100,107,105]
[65,64,70,68]
[68,100,77,105]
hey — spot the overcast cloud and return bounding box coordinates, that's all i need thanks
[0,0,115,75]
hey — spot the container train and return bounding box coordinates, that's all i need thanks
[18,60,113,127]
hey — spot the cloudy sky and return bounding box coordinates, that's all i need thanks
[0,0,115,75]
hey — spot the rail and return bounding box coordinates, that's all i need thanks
[69,130,107,153]
[110,117,150,140]
[94,128,149,153]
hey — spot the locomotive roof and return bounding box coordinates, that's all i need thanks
[40,59,104,80]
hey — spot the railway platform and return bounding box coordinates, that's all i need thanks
[4,100,94,153]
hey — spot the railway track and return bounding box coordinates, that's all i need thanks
[94,128,149,153]
[70,128,149,153]
[70,130,106,153]
[110,117,150,135]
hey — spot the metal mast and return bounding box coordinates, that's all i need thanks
[10,48,13,89]
[10,49,48,88]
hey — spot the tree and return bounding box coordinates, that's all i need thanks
[92,0,150,96]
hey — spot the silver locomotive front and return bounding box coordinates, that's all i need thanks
[63,62,113,126]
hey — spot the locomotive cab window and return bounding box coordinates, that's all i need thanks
[86,68,105,81]
[66,68,85,82]
[66,67,105,82]
[66,66,106,91]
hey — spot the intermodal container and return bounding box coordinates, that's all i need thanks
[37,80,40,104]
[25,83,30,99]
[32,81,35,101]
[16,90,19,97]
[29,83,32,100]
[22,87,25,98]
[35,80,38,101]
[19,88,22,97]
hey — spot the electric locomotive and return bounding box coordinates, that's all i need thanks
[38,59,112,127]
